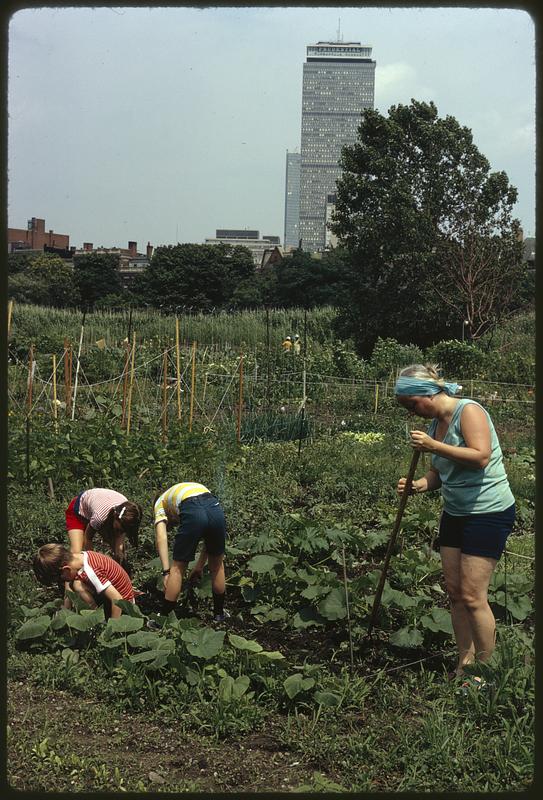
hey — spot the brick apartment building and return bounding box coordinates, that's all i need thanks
[74,241,154,288]
[8,217,70,252]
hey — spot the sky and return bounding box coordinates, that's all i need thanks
[7,5,536,250]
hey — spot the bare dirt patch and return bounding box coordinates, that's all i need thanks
[7,679,335,792]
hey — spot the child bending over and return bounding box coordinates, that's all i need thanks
[33,543,135,620]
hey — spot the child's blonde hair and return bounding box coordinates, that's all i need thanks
[33,543,71,586]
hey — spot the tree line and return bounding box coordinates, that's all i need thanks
[8,101,533,356]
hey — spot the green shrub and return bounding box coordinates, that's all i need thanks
[369,338,425,380]
[425,339,487,380]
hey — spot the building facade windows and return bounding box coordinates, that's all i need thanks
[299,42,375,251]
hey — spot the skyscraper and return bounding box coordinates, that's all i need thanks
[299,41,376,251]
[283,151,301,249]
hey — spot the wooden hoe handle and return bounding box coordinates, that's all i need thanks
[367,449,421,637]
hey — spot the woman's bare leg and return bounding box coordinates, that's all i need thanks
[441,546,475,674]
[460,553,497,663]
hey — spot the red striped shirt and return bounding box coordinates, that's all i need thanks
[78,488,127,531]
[77,551,134,600]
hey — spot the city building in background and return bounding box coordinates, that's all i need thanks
[283,150,301,248]
[205,229,281,267]
[73,241,154,289]
[8,216,70,252]
[299,41,376,251]
[324,193,339,250]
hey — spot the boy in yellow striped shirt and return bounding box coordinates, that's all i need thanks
[150,482,228,626]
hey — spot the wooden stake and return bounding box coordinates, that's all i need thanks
[297,360,307,458]
[175,317,182,421]
[26,416,31,486]
[342,545,355,671]
[162,348,168,443]
[7,299,13,338]
[47,477,55,500]
[71,310,86,421]
[374,382,379,415]
[120,339,131,428]
[367,450,421,636]
[126,331,136,435]
[27,344,35,417]
[237,353,244,443]
[265,307,271,412]
[52,354,58,433]
[63,339,70,416]
[189,341,197,433]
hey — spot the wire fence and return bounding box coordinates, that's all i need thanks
[7,337,535,446]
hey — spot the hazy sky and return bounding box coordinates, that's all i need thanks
[8,5,536,250]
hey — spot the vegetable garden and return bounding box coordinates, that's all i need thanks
[7,305,534,792]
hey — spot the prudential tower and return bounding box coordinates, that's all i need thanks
[299,41,376,252]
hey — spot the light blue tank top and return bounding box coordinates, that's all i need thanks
[428,399,515,516]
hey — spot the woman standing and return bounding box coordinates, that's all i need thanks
[395,364,515,683]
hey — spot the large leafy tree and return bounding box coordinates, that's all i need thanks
[133,243,255,311]
[331,100,525,354]
[259,248,351,309]
[73,252,123,308]
[8,254,77,307]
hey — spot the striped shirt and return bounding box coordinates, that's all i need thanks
[77,551,134,600]
[154,482,210,524]
[79,488,127,531]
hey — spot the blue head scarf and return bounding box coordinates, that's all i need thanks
[394,376,462,397]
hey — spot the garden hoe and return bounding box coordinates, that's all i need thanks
[366,449,420,637]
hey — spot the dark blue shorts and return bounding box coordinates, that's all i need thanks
[172,493,227,563]
[439,503,515,561]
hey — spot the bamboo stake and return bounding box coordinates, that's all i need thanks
[26,416,31,486]
[237,353,244,443]
[126,331,136,435]
[162,348,168,443]
[64,338,72,417]
[120,339,131,428]
[374,382,379,415]
[68,344,73,416]
[367,449,421,636]
[265,307,271,411]
[297,360,307,458]
[175,317,182,421]
[52,354,58,433]
[26,344,34,417]
[7,299,13,338]
[189,340,197,433]
[342,545,355,671]
[71,310,86,421]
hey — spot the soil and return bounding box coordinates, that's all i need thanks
[7,679,339,792]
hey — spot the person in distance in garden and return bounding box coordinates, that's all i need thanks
[33,543,136,620]
[394,364,515,688]
[281,335,293,353]
[149,482,228,628]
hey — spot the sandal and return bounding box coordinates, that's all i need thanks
[457,676,488,694]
